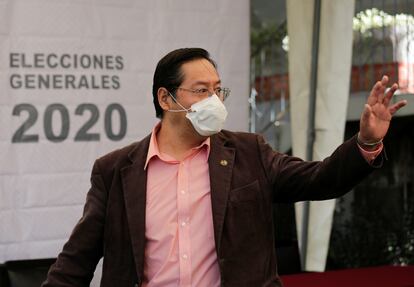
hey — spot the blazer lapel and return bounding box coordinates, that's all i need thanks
[120,134,151,278]
[208,133,235,254]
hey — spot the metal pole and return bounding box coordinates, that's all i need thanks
[249,57,256,133]
[301,0,322,269]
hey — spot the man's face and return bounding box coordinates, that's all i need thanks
[173,58,221,109]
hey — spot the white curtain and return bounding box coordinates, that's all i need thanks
[287,0,355,271]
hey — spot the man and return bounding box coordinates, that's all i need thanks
[42,48,407,287]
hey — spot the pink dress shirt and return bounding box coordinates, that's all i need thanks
[358,143,383,163]
[142,122,382,286]
[143,124,220,287]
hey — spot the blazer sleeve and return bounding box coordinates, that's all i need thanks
[258,134,384,203]
[42,160,108,287]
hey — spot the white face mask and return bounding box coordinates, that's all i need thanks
[167,93,228,136]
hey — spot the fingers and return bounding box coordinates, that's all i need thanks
[378,75,389,102]
[367,75,388,105]
[367,75,402,107]
[389,100,408,115]
[380,75,389,86]
[382,83,399,107]
[361,104,372,122]
[367,81,382,105]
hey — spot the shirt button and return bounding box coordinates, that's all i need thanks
[181,221,187,227]
[180,190,186,194]
[182,254,188,260]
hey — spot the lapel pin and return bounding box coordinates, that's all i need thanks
[220,159,228,166]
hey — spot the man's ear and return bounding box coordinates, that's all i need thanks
[157,87,171,112]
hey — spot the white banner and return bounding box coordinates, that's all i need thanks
[0,0,249,262]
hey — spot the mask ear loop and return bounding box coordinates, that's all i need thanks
[167,92,192,113]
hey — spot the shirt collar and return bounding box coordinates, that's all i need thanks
[144,122,211,170]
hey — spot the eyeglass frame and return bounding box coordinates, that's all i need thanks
[173,86,231,101]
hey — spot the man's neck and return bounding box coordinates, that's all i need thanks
[156,120,206,161]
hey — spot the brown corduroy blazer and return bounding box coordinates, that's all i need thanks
[42,130,382,287]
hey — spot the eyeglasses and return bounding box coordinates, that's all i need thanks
[175,87,231,101]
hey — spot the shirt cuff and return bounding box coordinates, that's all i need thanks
[357,142,384,164]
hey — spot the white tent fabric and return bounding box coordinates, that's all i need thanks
[287,0,355,271]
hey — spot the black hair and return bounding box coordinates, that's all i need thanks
[152,48,217,118]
